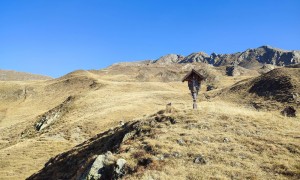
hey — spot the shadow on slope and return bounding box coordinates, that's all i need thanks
[223,67,300,110]
[27,110,177,180]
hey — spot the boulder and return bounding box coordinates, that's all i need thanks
[114,159,126,177]
[194,155,207,164]
[86,152,127,180]
[87,152,112,180]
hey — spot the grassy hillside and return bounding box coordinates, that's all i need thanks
[29,103,300,179]
[0,70,52,81]
[0,66,299,179]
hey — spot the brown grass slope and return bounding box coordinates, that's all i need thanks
[0,69,195,179]
[0,66,299,179]
[217,68,300,110]
[0,70,52,81]
[28,107,300,180]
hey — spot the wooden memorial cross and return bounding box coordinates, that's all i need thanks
[182,69,206,109]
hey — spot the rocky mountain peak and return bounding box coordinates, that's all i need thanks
[153,54,184,64]
[150,46,300,68]
[179,52,211,64]
[258,45,288,52]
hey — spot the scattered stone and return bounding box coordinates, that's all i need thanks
[194,155,207,164]
[177,139,185,146]
[156,154,164,160]
[115,159,126,177]
[169,117,177,124]
[281,106,296,117]
[207,84,217,91]
[89,80,98,88]
[172,152,181,158]
[291,93,300,103]
[163,153,171,158]
[223,137,230,143]
[119,121,124,126]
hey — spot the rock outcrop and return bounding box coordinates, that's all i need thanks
[153,54,184,64]
[35,96,74,131]
[84,151,126,180]
[179,52,211,64]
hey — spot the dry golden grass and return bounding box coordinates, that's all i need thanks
[0,68,299,179]
[118,102,300,180]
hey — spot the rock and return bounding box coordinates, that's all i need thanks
[291,93,300,103]
[207,84,217,91]
[35,96,74,131]
[114,159,126,177]
[223,137,230,143]
[281,106,296,117]
[87,151,114,180]
[194,155,207,164]
[169,117,177,124]
[156,154,164,160]
[119,121,124,126]
[172,152,181,158]
[177,139,185,146]
[87,155,106,180]
[122,130,137,143]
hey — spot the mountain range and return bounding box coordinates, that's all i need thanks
[152,45,300,68]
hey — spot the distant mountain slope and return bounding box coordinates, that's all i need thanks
[152,45,300,68]
[217,67,300,110]
[0,70,52,81]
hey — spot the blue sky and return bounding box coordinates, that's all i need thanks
[1,0,299,78]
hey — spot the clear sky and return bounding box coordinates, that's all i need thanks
[1,0,299,78]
